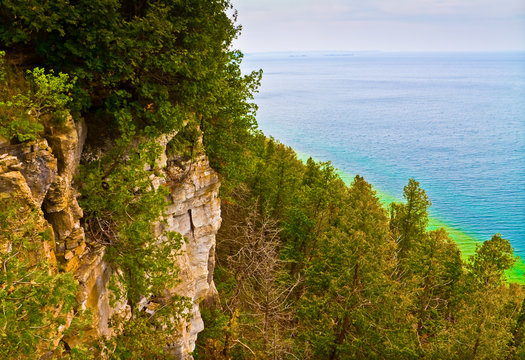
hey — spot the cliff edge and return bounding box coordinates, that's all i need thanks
[0,117,220,358]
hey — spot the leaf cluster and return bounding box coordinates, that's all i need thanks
[0,51,75,142]
[98,296,192,359]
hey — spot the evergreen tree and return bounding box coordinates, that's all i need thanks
[430,235,520,359]
[390,178,431,266]
[298,176,405,359]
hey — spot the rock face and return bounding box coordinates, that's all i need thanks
[0,151,57,266]
[163,152,221,358]
[0,140,57,206]
[0,119,220,358]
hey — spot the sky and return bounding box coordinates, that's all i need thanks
[230,0,525,52]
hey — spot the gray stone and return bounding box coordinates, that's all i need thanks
[0,140,58,206]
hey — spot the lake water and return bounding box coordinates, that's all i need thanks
[242,51,525,279]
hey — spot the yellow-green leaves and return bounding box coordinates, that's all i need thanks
[0,56,75,142]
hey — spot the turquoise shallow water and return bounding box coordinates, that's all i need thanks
[242,52,525,281]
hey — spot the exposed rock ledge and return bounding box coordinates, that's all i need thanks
[0,118,220,359]
[162,151,221,358]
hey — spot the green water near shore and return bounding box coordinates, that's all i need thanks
[295,151,525,283]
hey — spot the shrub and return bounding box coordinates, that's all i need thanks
[0,52,75,142]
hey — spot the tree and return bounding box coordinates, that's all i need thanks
[507,293,525,360]
[430,235,520,359]
[281,158,346,278]
[206,187,298,359]
[2,1,262,356]
[297,176,411,359]
[0,1,262,191]
[468,234,516,288]
[409,229,462,351]
[79,138,184,313]
[0,51,75,143]
[390,178,431,264]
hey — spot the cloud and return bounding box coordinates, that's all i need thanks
[231,0,525,52]
[237,0,525,21]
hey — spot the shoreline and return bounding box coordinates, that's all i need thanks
[294,150,525,283]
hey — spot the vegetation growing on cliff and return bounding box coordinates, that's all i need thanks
[0,0,260,157]
[1,1,524,359]
[0,198,80,359]
[0,0,261,357]
[0,51,75,142]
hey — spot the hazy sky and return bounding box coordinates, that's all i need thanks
[231,0,525,52]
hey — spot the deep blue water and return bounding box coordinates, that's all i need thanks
[242,52,525,258]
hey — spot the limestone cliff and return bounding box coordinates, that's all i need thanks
[0,118,220,358]
[162,150,221,358]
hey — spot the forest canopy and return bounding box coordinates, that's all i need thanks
[0,0,261,175]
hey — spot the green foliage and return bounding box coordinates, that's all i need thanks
[3,2,523,359]
[468,233,517,287]
[98,297,191,359]
[78,122,195,355]
[105,314,171,359]
[204,136,525,360]
[390,178,432,262]
[193,307,233,360]
[201,54,262,194]
[298,175,411,359]
[508,295,525,360]
[0,52,75,142]
[430,247,522,360]
[60,344,96,360]
[0,116,43,142]
[166,122,202,162]
[0,198,80,359]
[0,50,5,82]
[405,229,463,352]
[79,132,183,310]
[1,0,257,356]
[22,67,75,123]
[0,0,261,139]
